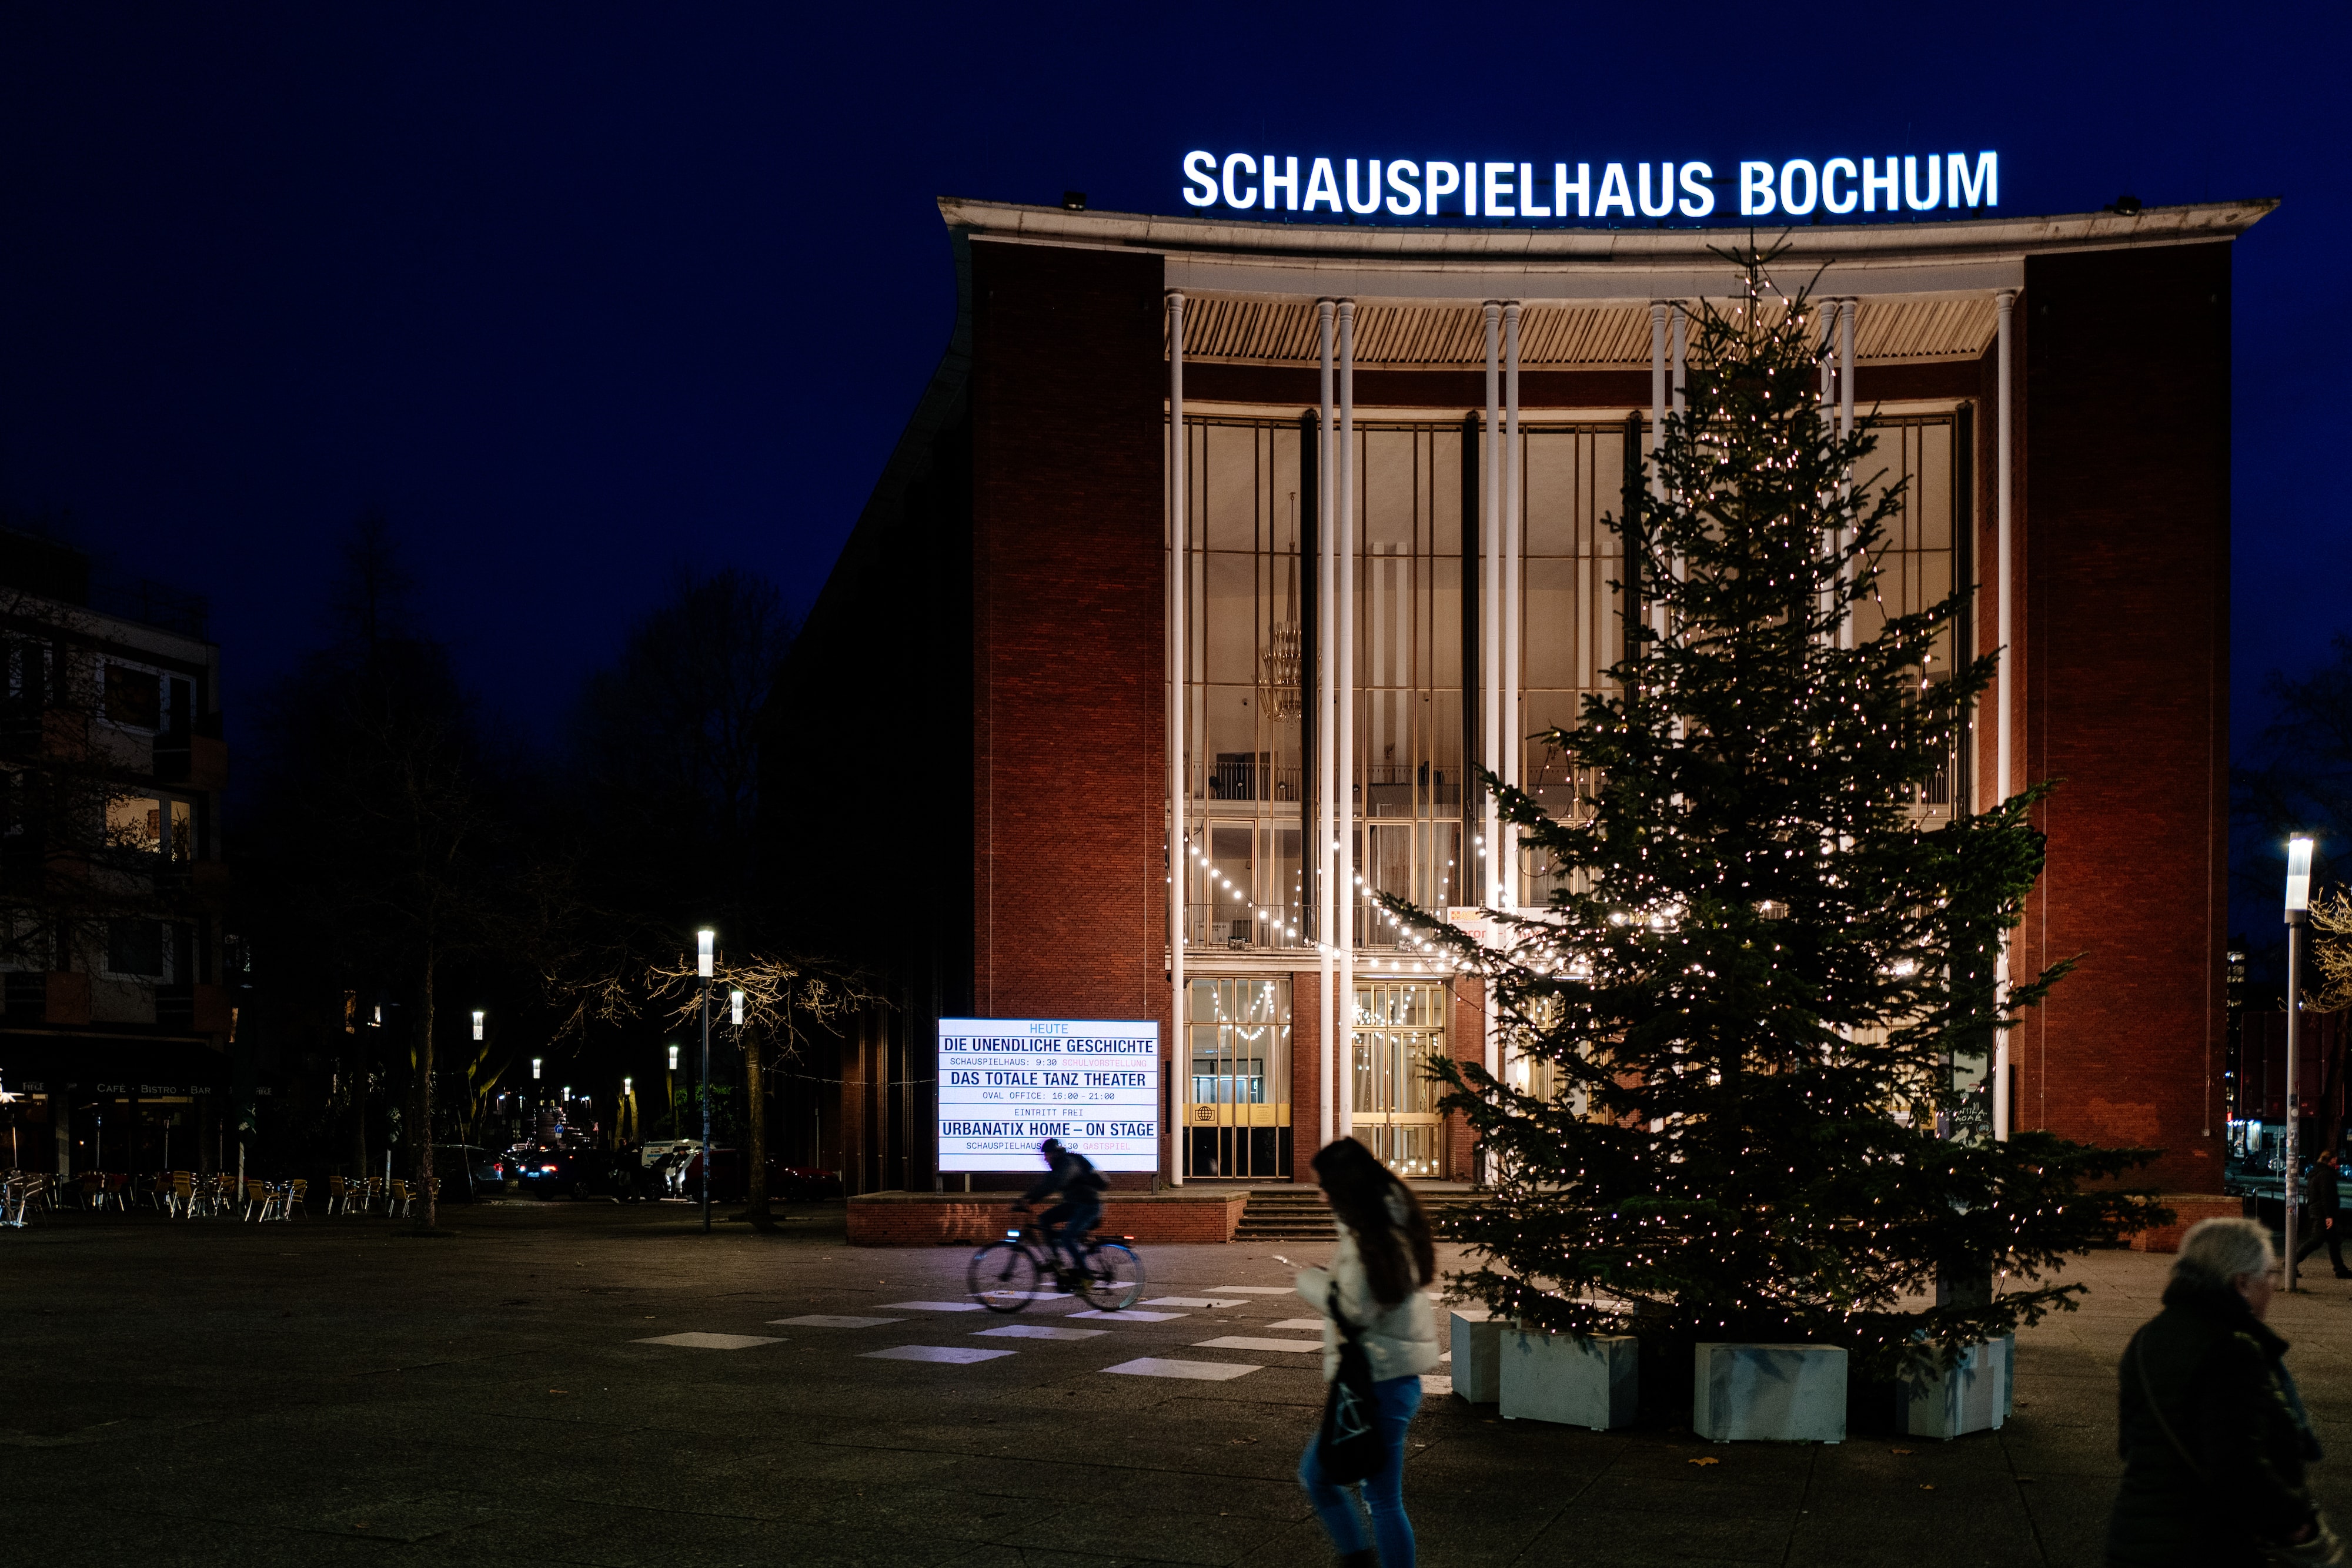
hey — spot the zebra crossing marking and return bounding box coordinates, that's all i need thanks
[1102,1358,1260,1382]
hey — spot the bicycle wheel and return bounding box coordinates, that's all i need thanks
[1080,1242,1145,1311]
[966,1241,1043,1312]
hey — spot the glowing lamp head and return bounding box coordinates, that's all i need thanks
[696,928,716,978]
[472,1009,485,1041]
[667,1042,680,1071]
[623,1076,632,1095]
[2287,836,2316,915]
[730,989,744,1027]
[531,1057,542,1081]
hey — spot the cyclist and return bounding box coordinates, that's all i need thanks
[1013,1137,1105,1284]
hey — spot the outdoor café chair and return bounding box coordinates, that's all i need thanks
[386,1179,411,1219]
[282,1179,307,1219]
[242,1179,280,1222]
[170,1172,196,1217]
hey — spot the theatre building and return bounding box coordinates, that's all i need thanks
[773,193,2268,1214]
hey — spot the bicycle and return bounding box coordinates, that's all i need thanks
[967,1215,1146,1312]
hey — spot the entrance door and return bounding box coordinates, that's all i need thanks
[1184,978,1292,1179]
[1352,982,1448,1178]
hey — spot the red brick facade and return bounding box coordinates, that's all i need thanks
[781,210,2248,1209]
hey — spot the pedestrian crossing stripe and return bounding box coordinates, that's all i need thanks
[1102,1358,1260,1381]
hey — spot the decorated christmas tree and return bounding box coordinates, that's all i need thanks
[1416,246,2158,1378]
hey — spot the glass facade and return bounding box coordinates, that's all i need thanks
[1352,981,1449,1177]
[1184,976,1291,1179]
[1174,406,1966,1179]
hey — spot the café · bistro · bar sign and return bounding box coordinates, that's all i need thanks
[1180,151,1999,222]
[938,1018,1161,1174]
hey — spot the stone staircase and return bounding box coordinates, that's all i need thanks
[1234,1188,1337,1241]
[1233,1186,1486,1242]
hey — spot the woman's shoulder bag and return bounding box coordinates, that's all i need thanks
[1316,1281,1384,1486]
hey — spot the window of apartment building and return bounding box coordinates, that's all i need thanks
[107,918,164,978]
[104,662,162,728]
[106,794,192,859]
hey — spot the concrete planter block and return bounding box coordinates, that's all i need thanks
[1900,1336,2012,1440]
[1693,1343,1847,1443]
[1449,1309,1504,1404]
[1498,1329,1638,1429]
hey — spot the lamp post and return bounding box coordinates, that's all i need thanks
[697,928,715,1234]
[666,1042,679,1139]
[2286,835,2315,1290]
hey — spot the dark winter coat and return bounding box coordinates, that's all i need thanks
[2307,1161,2341,1218]
[2106,1273,2321,1566]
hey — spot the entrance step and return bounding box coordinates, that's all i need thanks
[1232,1187,1486,1243]
[1234,1188,1336,1241]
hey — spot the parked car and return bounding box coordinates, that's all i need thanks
[427,1144,506,1201]
[672,1151,841,1204]
[520,1145,658,1201]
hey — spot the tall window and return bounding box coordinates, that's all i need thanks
[1516,423,1632,906]
[1352,981,1449,1177]
[1185,977,1291,1179]
[1853,414,1965,823]
[1352,423,1465,947]
[1181,418,1307,952]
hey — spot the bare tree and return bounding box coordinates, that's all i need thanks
[644,950,879,1228]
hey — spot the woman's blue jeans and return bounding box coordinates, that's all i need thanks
[1298,1373,1422,1566]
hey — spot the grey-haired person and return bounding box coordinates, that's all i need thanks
[2107,1216,2340,1566]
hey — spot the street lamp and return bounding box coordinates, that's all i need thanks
[472,1009,485,1042]
[696,928,716,1234]
[731,989,744,1027]
[2286,835,2315,1290]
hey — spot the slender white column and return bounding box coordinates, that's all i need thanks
[1839,298,1857,653]
[1671,303,1685,419]
[1993,287,2016,1143]
[1838,298,1856,439]
[1649,303,1669,643]
[1317,300,1335,1154]
[1481,303,1501,921]
[1502,302,1522,918]
[1337,299,1357,1140]
[1166,290,1186,1186]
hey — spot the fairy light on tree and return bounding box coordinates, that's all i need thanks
[1401,241,2163,1383]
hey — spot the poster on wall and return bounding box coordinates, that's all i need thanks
[937,1018,1161,1173]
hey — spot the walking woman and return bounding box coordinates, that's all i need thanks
[1295,1136,1440,1568]
[2108,1216,2340,1566]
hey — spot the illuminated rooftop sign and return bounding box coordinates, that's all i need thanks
[1179,152,1997,222]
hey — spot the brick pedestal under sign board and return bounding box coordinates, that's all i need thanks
[847,1189,1250,1246]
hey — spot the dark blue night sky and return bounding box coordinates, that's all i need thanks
[2,2,2344,910]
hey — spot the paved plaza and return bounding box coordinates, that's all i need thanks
[5,1200,2351,1567]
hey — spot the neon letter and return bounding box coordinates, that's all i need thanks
[1386,160,1422,216]
[1596,162,1634,218]
[1821,158,1857,215]
[1905,153,1940,211]
[1425,161,1461,215]
[1464,159,1478,215]
[1779,159,1818,217]
[1739,161,1776,217]
[1637,162,1675,218]
[1345,159,1382,215]
[1182,151,1217,208]
[1222,152,1258,210]
[1678,161,1714,218]
[1558,162,1590,218]
[1265,155,1298,211]
[1303,158,1341,213]
[1948,151,1997,208]
[1863,157,1896,213]
[1519,162,1549,218]
[1484,162,1515,218]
